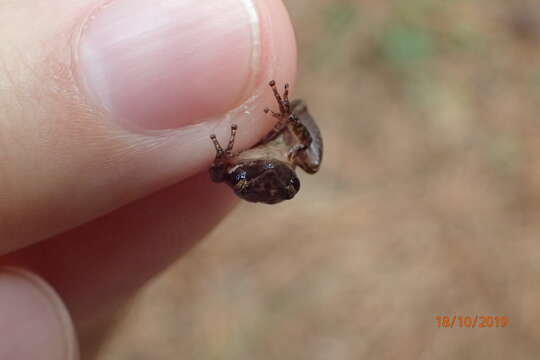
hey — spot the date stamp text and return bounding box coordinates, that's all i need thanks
[435,315,509,328]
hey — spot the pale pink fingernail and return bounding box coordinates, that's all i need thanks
[0,268,78,360]
[77,0,262,130]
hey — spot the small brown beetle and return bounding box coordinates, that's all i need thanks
[209,80,323,204]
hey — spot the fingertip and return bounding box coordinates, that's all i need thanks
[0,267,79,360]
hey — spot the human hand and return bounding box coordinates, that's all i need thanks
[0,0,296,358]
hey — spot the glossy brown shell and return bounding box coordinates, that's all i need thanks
[291,99,323,174]
[226,159,300,204]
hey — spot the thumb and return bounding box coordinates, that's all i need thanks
[0,0,296,253]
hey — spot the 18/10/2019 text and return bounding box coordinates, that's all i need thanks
[435,315,509,328]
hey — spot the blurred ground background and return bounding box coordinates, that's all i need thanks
[98,0,540,358]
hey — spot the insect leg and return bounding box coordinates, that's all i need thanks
[287,143,307,160]
[264,108,282,119]
[288,114,313,147]
[258,113,289,144]
[210,134,224,156]
[269,80,286,114]
[283,83,290,113]
[210,124,237,158]
[225,124,238,155]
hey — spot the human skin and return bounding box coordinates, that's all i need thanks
[0,0,297,358]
